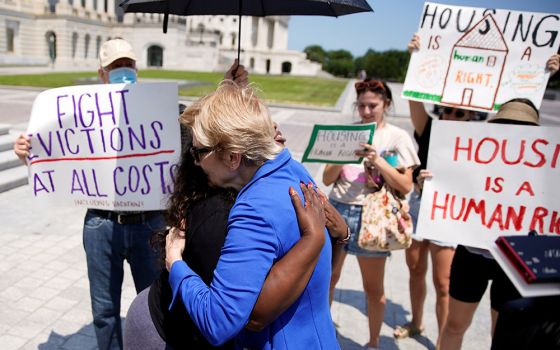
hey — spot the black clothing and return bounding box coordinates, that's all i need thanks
[413,117,432,184]
[491,296,560,350]
[148,192,234,349]
[449,245,521,311]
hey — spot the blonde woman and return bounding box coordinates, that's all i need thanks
[165,81,340,349]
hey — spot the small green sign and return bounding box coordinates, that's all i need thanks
[302,123,376,164]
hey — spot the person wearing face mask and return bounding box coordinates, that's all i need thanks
[13,38,249,350]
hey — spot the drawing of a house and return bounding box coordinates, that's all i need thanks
[441,14,508,110]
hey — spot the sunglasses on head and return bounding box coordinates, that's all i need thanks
[443,107,466,119]
[355,80,386,93]
[189,145,214,163]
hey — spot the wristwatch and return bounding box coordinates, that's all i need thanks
[336,226,352,245]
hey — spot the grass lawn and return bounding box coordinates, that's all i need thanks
[0,70,348,107]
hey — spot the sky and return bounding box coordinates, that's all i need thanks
[287,0,560,57]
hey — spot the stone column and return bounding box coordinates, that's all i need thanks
[257,18,266,50]
[108,0,116,17]
[55,0,73,15]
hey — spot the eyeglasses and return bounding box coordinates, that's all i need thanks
[443,107,466,119]
[189,145,214,162]
[354,80,386,93]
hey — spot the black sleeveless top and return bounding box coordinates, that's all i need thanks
[148,192,235,349]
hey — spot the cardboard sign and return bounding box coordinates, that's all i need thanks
[402,2,560,112]
[302,123,376,164]
[416,120,560,249]
[26,83,180,211]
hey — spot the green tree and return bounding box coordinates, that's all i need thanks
[325,49,355,77]
[304,45,327,65]
[356,49,410,82]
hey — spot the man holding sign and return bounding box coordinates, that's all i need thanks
[13,38,248,350]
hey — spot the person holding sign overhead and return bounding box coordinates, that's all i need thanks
[323,79,419,350]
[12,38,249,350]
[393,33,476,345]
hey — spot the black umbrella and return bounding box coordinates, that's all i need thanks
[119,0,372,63]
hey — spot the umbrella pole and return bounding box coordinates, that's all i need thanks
[237,0,242,63]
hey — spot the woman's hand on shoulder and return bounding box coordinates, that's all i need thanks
[316,190,348,241]
[165,227,186,272]
[289,182,326,244]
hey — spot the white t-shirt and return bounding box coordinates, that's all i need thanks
[329,123,420,205]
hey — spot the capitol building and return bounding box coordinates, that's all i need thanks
[0,0,322,75]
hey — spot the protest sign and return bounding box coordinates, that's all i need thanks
[302,123,375,164]
[416,120,560,249]
[402,2,560,112]
[26,82,180,211]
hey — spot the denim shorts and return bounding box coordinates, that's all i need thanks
[329,199,390,258]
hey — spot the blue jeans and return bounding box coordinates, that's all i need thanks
[83,209,164,350]
[329,199,390,258]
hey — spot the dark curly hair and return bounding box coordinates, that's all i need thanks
[150,126,236,266]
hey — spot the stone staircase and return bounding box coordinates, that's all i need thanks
[0,124,28,193]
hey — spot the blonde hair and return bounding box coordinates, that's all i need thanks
[181,80,282,164]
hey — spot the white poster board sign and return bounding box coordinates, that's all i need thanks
[302,123,376,164]
[417,120,560,249]
[402,2,560,112]
[26,82,180,211]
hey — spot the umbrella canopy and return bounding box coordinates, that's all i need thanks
[120,0,372,62]
[121,0,372,17]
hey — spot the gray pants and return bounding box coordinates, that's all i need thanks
[124,287,171,350]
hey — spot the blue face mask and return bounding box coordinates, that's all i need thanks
[108,67,137,84]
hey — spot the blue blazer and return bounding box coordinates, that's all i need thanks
[169,148,339,349]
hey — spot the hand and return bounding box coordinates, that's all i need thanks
[13,134,30,164]
[357,143,380,167]
[225,59,249,87]
[165,227,186,272]
[316,189,348,240]
[273,122,286,145]
[417,169,433,191]
[408,33,420,54]
[546,54,560,76]
[289,182,326,242]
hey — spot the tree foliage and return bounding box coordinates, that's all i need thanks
[303,45,327,65]
[303,44,411,81]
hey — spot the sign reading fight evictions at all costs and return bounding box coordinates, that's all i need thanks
[26,83,180,211]
[402,2,560,112]
[416,120,560,249]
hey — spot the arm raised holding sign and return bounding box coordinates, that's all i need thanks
[546,54,559,76]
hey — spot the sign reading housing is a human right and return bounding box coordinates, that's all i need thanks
[402,2,560,112]
[26,82,180,211]
[416,120,560,249]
